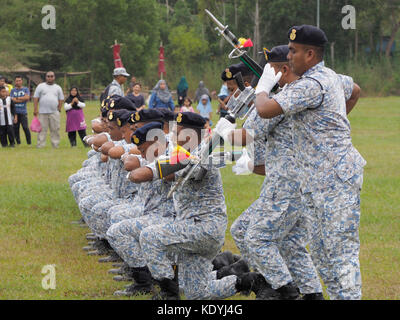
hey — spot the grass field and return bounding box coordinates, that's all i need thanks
[0,97,399,300]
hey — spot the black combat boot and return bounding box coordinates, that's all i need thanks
[302,293,325,300]
[276,282,301,300]
[216,259,250,279]
[114,267,153,296]
[236,272,280,299]
[87,239,113,256]
[152,278,180,300]
[98,250,123,263]
[212,251,236,271]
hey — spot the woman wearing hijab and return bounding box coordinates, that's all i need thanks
[64,86,87,147]
[176,76,189,107]
[149,79,175,111]
[194,80,211,104]
[196,94,213,128]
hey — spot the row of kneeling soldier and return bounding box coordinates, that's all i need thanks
[68,25,365,300]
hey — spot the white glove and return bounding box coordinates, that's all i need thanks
[255,63,282,96]
[215,118,237,142]
[232,148,253,175]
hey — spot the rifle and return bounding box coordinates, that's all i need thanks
[166,72,256,198]
[205,9,263,81]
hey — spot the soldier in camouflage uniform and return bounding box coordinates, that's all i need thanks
[217,49,322,300]
[133,112,261,300]
[255,25,364,300]
[107,122,176,296]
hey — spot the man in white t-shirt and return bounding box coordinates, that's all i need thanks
[33,71,64,148]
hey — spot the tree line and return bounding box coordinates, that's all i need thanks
[0,0,399,95]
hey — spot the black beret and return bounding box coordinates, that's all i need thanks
[131,122,163,146]
[128,109,164,124]
[100,106,108,118]
[175,112,206,129]
[109,109,134,127]
[107,95,137,111]
[288,25,328,47]
[157,108,175,122]
[221,63,253,81]
[264,45,289,63]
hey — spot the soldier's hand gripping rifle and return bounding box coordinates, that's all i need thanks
[205,9,264,81]
[165,72,256,198]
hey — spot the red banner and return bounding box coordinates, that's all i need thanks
[158,45,166,77]
[112,44,124,68]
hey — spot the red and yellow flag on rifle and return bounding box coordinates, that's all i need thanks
[170,145,191,165]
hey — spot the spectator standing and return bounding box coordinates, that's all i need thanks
[196,94,213,127]
[176,76,189,107]
[0,77,9,95]
[64,86,87,147]
[125,76,137,95]
[33,71,64,149]
[0,86,17,147]
[194,80,211,104]
[148,80,174,111]
[107,67,130,98]
[217,81,229,119]
[10,76,31,145]
[126,83,146,110]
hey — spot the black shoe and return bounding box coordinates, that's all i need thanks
[212,251,236,271]
[98,251,123,263]
[71,217,85,225]
[302,293,325,300]
[87,239,113,256]
[276,282,300,300]
[152,278,180,300]
[235,272,270,297]
[216,259,250,279]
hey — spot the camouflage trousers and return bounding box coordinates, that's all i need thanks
[108,201,143,226]
[87,198,130,239]
[68,169,98,189]
[79,189,113,235]
[303,172,363,300]
[140,215,238,300]
[71,178,105,204]
[230,199,258,270]
[107,213,175,268]
[245,196,322,294]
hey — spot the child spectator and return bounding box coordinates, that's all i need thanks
[0,86,17,147]
[180,97,194,113]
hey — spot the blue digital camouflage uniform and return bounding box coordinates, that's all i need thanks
[139,163,238,300]
[107,177,175,268]
[84,140,138,238]
[273,62,366,300]
[233,105,322,294]
[242,108,268,167]
[106,154,148,225]
[79,140,126,231]
[230,109,268,268]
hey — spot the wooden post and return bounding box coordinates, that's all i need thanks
[89,71,93,101]
[330,42,335,69]
[63,72,67,95]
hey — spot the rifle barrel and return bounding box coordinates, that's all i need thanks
[205,9,225,31]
